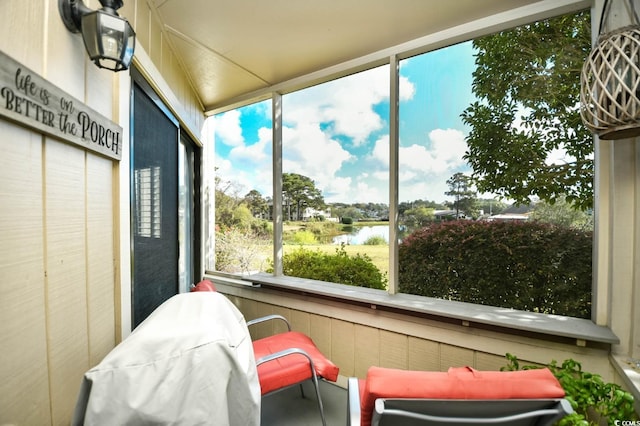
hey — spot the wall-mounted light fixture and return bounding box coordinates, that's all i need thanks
[581,0,640,139]
[59,0,135,72]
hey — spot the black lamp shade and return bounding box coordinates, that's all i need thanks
[80,9,135,72]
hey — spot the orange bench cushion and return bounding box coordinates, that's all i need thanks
[252,331,339,395]
[190,279,217,292]
[360,366,565,426]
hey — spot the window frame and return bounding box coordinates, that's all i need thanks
[205,0,615,345]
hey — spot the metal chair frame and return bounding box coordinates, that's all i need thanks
[248,314,328,426]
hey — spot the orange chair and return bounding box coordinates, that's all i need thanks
[248,314,339,426]
[190,279,217,292]
[190,280,339,425]
[348,366,572,426]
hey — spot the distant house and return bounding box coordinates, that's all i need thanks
[302,207,333,221]
[487,213,530,221]
[487,203,534,221]
[434,210,466,220]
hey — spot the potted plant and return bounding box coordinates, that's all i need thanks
[502,353,638,425]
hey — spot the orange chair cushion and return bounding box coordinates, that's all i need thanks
[190,279,217,292]
[252,331,339,395]
[360,366,565,426]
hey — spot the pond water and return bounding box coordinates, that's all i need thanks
[332,225,390,245]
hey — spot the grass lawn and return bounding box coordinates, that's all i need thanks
[251,221,391,276]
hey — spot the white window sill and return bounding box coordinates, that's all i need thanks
[221,272,619,346]
[611,355,640,414]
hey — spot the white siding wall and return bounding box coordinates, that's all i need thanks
[0,0,204,424]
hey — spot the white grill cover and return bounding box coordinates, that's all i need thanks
[72,292,260,426]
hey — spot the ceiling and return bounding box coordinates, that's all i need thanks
[149,0,551,113]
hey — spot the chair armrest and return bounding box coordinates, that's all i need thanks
[246,314,291,331]
[347,377,361,426]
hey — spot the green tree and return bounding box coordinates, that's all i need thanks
[461,11,593,210]
[403,206,435,228]
[215,172,244,229]
[530,195,593,231]
[476,198,507,217]
[399,199,443,216]
[445,172,477,218]
[244,189,268,218]
[282,173,325,220]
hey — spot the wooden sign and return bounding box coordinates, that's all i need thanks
[0,50,122,160]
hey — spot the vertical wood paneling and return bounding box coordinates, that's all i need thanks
[474,352,510,371]
[253,302,275,339]
[134,0,151,55]
[86,155,115,366]
[120,0,135,23]
[149,13,163,66]
[635,140,640,361]
[309,314,332,359]
[162,39,183,104]
[0,0,43,72]
[354,325,379,378]
[408,336,440,372]
[271,306,292,334]
[0,123,50,425]
[86,66,115,119]
[289,309,311,335]
[234,297,260,339]
[440,344,474,371]
[331,319,355,376]
[46,0,86,100]
[609,140,637,355]
[241,297,259,324]
[379,330,408,369]
[45,140,89,424]
[134,0,151,57]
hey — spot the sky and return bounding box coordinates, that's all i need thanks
[211,41,479,205]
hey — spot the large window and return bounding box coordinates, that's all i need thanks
[208,100,273,274]
[279,67,391,287]
[205,9,593,319]
[397,10,593,318]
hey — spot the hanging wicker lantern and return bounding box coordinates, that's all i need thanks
[580,0,640,139]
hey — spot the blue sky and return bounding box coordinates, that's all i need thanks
[211,41,478,205]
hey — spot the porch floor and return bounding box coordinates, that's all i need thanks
[261,380,348,426]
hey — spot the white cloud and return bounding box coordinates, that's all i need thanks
[215,124,273,197]
[366,129,469,202]
[282,122,353,191]
[229,126,271,164]
[371,135,390,166]
[285,66,415,146]
[353,180,387,204]
[212,67,476,204]
[212,110,243,147]
[426,128,468,172]
[399,129,469,202]
[372,129,467,175]
[399,75,415,101]
[400,129,467,175]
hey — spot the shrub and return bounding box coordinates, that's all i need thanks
[398,220,592,318]
[502,353,638,425]
[342,217,353,224]
[304,221,340,236]
[215,227,269,274]
[289,229,317,244]
[276,245,387,289]
[363,235,387,245]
